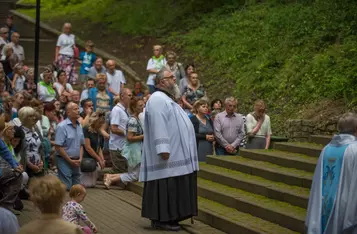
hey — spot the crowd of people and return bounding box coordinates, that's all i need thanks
[0,16,274,233]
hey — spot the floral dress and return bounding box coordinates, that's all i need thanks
[22,126,42,176]
[62,200,96,232]
[183,84,206,110]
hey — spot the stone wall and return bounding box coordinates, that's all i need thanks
[287,117,338,141]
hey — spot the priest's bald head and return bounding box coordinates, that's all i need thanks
[337,112,357,135]
[155,68,177,95]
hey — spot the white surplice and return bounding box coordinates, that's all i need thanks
[306,134,357,234]
[139,91,199,182]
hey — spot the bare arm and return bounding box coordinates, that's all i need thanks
[110,124,125,136]
[147,68,159,74]
[11,74,17,89]
[55,145,73,164]
[108,87,118,96]
[265,135,271,149]
[127,131,143,142]
[181,95,193,110]
[55,46,60,61]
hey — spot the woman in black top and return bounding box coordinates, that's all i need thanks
[190,99,215,162]
[80,110,105,188]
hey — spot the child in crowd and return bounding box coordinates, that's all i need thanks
[11,63,25,92]
[17,175,82,234]
[79,40,96,88]
[62,184,97,234]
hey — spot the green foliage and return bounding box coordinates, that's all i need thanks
[18,0,357,134]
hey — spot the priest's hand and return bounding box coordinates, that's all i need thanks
[161,153,170,160]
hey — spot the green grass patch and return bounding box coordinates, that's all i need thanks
[199,163,310,196]
[198,197,299,234]
[199,178,306,218]
[17,0,357,136]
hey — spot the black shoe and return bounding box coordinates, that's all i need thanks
[18,188,29,200]
[151,221,181,232]
[13,197,23,211]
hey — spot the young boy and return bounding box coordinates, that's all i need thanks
[79,40,96,88]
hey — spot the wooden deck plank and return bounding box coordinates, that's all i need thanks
[17,188,188,234]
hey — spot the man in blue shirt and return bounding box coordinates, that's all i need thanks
[55,102,85,190]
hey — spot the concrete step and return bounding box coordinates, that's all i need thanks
[199,163,309,209]
[198,178,305,233]
[240,149,317,173]
[126,182,298,234]
[206,156,313,188]
[273,142,323,158]
[310,135,332,146]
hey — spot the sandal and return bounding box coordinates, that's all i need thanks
[103,174,111,190]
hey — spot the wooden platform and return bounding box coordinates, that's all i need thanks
[17,187,189,234]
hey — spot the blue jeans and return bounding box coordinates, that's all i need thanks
[56,156,81,190]
[148,85,156,94]
[216,146,239,156]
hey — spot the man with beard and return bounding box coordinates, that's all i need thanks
[55,102,84,190]
[139,68,199,231]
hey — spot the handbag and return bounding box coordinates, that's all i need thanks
[80,132,100,173]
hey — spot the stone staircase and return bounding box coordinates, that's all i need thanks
[99,134,333,234]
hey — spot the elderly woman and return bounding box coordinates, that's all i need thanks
[38,67,56,103]
[24,68,36,95]
[190,99,214,162]
[55,23,78,85]
[182,72,206,113]
[80,111,106,188]
[146,45,166,94]
[165,51,185,85]
[245,100,272,149]
[53,70,73,98]
[18,107,44,177]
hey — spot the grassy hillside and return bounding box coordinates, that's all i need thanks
[18,0,355,134]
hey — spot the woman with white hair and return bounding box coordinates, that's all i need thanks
[18,107,44,178]
[80,111,106,188]
[55,22,78,85]
[146,45,166,94]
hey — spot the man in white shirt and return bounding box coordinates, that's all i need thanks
[109,88,132,173]
[106,60,126,96]
[8,32,24,63]
[0,27,9,55]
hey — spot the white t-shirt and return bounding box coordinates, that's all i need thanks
[146,57,166,86]
[107,70,126,95]
[109,103,129,151]
[15,75,25,92]
[56,33,75,56]
[53,82,73,95]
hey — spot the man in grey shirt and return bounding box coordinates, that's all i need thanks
[214,97,245,155]
[87,57,106,79]
[0,207,19,234]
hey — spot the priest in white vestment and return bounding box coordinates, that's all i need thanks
[306,113,357,234]
[139,68,199,231]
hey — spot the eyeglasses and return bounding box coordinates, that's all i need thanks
[163,75,175,80]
